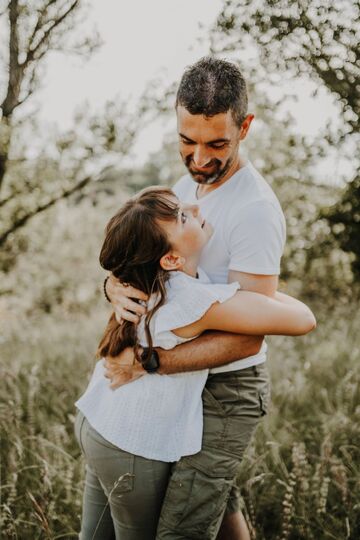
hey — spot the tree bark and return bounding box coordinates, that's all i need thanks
[0,0,80,192]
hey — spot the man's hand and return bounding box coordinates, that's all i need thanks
[106,275,148,324]
[104,348,145,389]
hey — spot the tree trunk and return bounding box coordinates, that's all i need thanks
[0,118,12,194]
[0,0,22,193]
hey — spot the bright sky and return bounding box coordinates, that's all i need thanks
[8,0,352,182]
[36,0,223,159]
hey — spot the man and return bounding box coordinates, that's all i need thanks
[105,57,286,540]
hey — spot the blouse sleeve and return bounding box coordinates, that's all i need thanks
[154,274,240,341]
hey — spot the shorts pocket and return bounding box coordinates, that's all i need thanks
[202,386,226,416]
[159,464,233,538]
[259,386,270,416]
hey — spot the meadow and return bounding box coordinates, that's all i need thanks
[1,295,359,539]
[1,0,359,538]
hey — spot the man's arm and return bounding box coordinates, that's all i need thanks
[157,332,263,374]
[104,332,263,386]
[156,271,276,375]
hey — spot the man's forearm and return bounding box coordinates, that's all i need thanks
[157,332,263,375]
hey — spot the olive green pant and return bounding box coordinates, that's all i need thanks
[75,363,270,540]
[156,363,270,539]
[74,412,172,539]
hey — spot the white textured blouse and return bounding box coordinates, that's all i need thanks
[75,270,239,462]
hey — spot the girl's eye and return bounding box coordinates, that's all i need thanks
[181,212,187,224]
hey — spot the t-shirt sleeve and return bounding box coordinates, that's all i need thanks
[228,200,286,275]
[153,277,240,348]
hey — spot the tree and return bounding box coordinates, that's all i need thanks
[0,0,98,250]
[212,0,359,135]
[0,0,101,187]
[210,0,360,283]
[321,173,360,278]
[0,100,142,273]
[0,1,143,260]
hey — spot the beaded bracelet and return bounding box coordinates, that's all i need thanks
[103,276,111,303]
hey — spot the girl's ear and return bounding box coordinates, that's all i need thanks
[160,251,185,271]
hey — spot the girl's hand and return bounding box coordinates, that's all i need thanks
[104,348,145,389]
[106,274,148,324]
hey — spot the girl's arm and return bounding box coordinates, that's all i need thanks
[173,290,316,339]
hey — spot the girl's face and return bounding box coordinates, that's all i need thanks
[159,197,213,263]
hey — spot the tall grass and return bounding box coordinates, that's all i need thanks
[240,303,360,540]
[1,302,359,539]
[0,310,106,539]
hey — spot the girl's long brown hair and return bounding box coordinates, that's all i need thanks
[96,186,179,363]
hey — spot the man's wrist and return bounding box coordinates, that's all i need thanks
[155,348,171,374]
[140,348,160,373]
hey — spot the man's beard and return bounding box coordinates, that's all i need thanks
[184,156,233,185]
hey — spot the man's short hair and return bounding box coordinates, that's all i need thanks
[176,57,248,127]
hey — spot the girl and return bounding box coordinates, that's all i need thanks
[75,186,315,540]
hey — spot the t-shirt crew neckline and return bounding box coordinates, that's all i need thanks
[195,161,250,201]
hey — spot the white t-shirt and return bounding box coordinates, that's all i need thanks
[173,161,286,373]
[76,270,239,462]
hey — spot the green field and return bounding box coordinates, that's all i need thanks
[1,301,359,539]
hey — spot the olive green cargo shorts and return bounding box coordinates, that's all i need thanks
[156,363,270,540]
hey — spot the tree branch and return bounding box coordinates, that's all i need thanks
[26,0,60,51]
[0,192,14,208]
[0,174,92,246]
[14,65,38,109]
[24,0,79,66]
[1,0,23,118]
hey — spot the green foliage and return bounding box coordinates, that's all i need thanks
[1,302,359,538]
[321,175,360,279]
[213,0,360,134]
[238,304,360,539]
[0,312,105,538]
[0,1,145,266]
[119,137,187,194]
[0,189,131,313]
[0,102,140,264]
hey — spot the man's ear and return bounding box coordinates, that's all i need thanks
[239,114,254,140]
[160,252,185,271]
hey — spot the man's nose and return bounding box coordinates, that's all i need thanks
[191,204,200,217]
[192,146,211,169]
